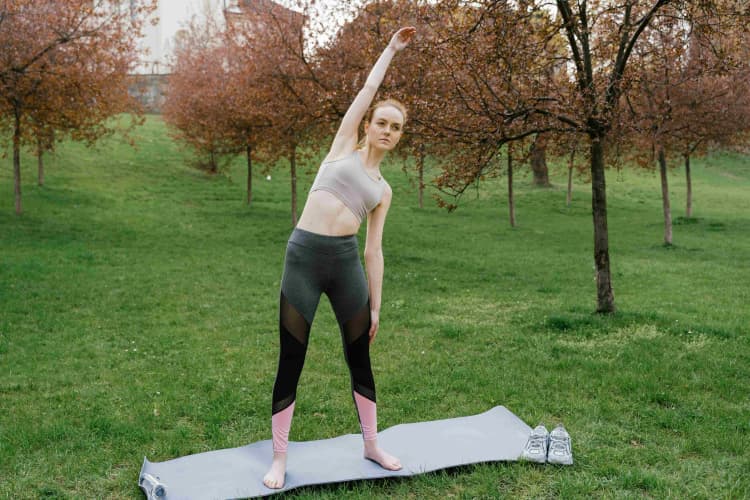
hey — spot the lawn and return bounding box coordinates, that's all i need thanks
[1,115,748,498]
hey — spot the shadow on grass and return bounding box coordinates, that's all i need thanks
[535,310,739,340]
[647,216,750,233]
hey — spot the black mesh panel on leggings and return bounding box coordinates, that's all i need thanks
[339,300,376,403]
[272,291,310,415]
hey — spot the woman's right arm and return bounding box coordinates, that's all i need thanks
[325,27,416,161]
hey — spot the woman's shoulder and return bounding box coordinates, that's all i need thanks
[380,180,393,200]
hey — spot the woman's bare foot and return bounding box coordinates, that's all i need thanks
[363,439,402,470]
[263,451,287,489]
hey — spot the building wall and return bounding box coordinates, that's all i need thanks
[127,74,170,113]
[132,0,226,75]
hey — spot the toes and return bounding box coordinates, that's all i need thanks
[381,455,401,470]
[263,474,283,489]
[364,449,402,471]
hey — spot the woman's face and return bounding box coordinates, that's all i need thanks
[365,106,405,151]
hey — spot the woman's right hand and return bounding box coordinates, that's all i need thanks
[388,27,416,52]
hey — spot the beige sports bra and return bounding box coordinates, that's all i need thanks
[308,151,386,223]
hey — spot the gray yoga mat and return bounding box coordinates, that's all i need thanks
[139,405,532,499]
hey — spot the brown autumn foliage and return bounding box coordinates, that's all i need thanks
[418,0,749,313]
[316,1,533,213]
[621,5,750,244]
[162,0,748,313]
[166,0,340,220]
[422,3,564,205]
[0,0,156,214]
[231,0,323,225]
[668,26,750,219]
[163,14,237,174]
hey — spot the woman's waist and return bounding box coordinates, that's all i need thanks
[297,192,362,235]
[288,225,359,254]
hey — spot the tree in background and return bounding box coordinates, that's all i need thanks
[623,6,750,244]
[0,0,156,214]
[163,12,236,174]
[423,0,749,313]
[420,2,569,211]
[671,25,750,219]
[164,5,274,205]
[624,13,693,246]
[159,0,749,312]
[222,29,273,206]
[672,74,750,219]
[165,0,327,218]
[236,0,329,226]
[529,134,551,187]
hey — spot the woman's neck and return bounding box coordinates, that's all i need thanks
[360,146,386,170]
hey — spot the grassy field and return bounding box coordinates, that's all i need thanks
[1,115,749,498]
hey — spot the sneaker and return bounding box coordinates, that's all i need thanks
[547,425,573,465]
[520,424,549,463]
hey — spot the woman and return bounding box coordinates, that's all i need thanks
[263,26,416,489]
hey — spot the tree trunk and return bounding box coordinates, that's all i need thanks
[13,108,22,215]
[658,145,673,245]
[37,139,44,187]
[566,150,575,207]
[290,145,297,227]
[507,147,516,227]
[247,144,253,205]
[590,137,615,313]
[684,154,692,218]
[417,144,424,209]
[530,134,551,187]
[209,149,217,174]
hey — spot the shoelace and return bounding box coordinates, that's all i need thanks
[548,435,570,455]
[526,434,547,453]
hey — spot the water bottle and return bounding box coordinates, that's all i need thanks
[139,472,167,498]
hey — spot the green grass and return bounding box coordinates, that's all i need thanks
[2,115,749,498]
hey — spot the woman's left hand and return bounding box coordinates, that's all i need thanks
[369,309,380,344]
[388,27,416,52]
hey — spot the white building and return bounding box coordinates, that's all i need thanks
[132,0,230,75]
[126,0,271,111]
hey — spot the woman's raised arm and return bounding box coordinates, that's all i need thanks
[325,27,416,161]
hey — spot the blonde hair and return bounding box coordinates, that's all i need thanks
[358,99,408,150]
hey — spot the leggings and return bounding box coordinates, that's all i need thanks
[271,227,377,452]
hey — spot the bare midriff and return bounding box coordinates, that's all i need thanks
[296,190,362,236]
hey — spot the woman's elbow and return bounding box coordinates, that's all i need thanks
[364,247,383,261]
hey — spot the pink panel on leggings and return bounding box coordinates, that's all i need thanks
[272,402,295,453]
[353,391,377,441]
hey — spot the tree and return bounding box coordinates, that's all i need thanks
[424,0,748,313]
[222,31,273,205]
[164,6,276,204]
[622,6,750,244]
[671,26,750,218]
[230,0,332,226]
[163,14,237,174]
[506,144,516,227]
[529,134,551,187]
[0,0,155,214]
